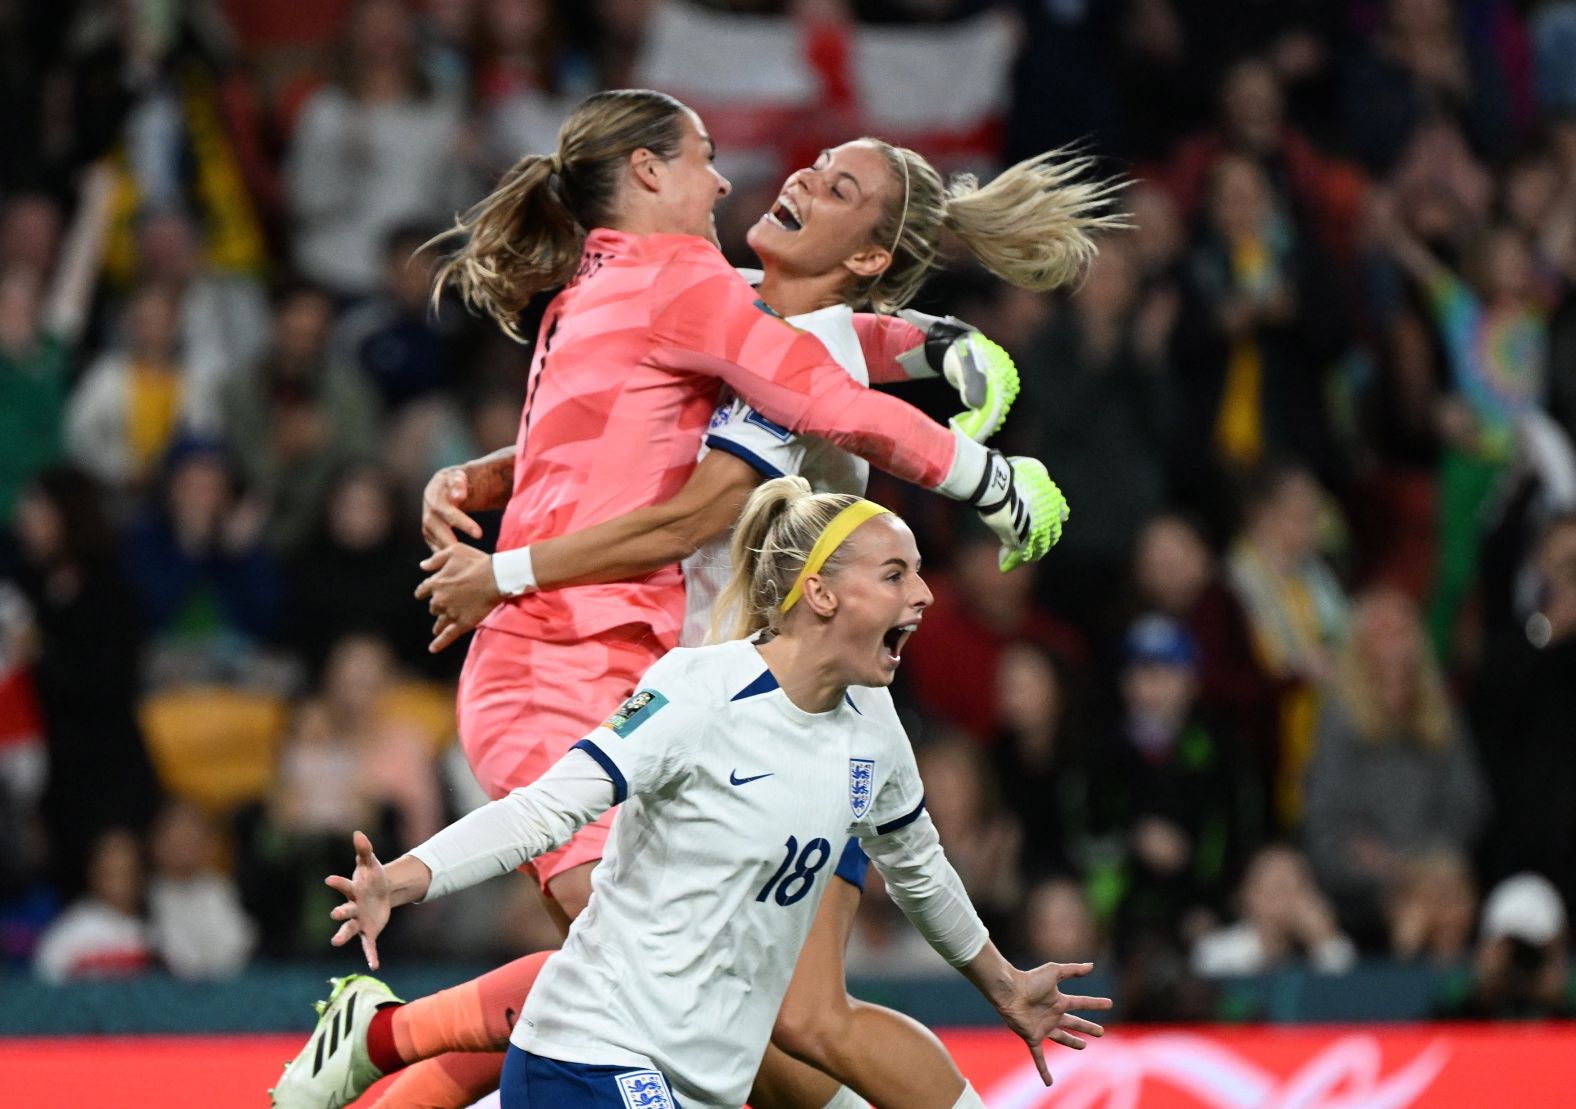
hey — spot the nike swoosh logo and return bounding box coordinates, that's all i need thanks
[729,770,774,786]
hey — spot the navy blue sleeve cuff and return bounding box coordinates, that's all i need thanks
[573,738,629,805]
[705,434,785,479]
[875,794,926,836]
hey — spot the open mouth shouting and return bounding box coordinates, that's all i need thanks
[764,193,803,231]
[882,621,919,668]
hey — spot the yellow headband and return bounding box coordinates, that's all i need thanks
[780,500,893,614]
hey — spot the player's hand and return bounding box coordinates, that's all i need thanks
[969,451,1070,571]
[992,961,1111,1086]
[415,544,501,652]
[897,310,1019,443]
[326,831,393,971]
[422,466,484,551]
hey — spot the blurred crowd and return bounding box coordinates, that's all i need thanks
[1,0,1575,1023]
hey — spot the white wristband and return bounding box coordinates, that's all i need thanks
[934,426,989,501]
[492,546,538,597]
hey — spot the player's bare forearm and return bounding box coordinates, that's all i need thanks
[530,450,761,588]
[383,854,434,907]
[959,940,1021,1010]
[460,446,516,512]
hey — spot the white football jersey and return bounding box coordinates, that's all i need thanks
[513,638,925,1109]
[680,301,871,646]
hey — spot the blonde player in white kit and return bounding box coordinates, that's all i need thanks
[326,479,1110,1109]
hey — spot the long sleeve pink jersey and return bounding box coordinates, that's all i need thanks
[482,229,957,645]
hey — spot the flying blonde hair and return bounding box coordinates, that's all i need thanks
[857,141,1129,312]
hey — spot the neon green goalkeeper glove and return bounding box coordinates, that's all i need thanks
[968,451,1071,571]
[895,311,1020,443]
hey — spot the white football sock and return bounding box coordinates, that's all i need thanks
[820,1087,866,1109]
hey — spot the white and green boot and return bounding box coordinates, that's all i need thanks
[269,974,401,1108]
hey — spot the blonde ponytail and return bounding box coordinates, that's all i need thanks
[431,89,691,341]
[945,150,1129,291]
[859,142,1127,312]
[712,477,866,642]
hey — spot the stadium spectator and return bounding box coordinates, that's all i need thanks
[989,643,1097,879]
[293,635,442,844]
[917,732,1023,939]
[9,468,161,893]
[235,633,441,956]
[1302,588,1489,948]
[1020,877,1108,967]
[900,526,1086,740]
[1370,180,1569,661]
[1226,461,1349,826]
[1531,2,1576,115]
[0,579,44,854]
[1340,0,1522,174]
[1128,512,1280,801]
[146,800,257,980]
[470,0,591,176]
[1164,56,1366,270]
[50,1,272,276]
[32,828,152,983]
[282,462,432,678]
[223,282,380,553]
[0,269,68,525]
[1437,872,1573,1019]
[1482,515,1576,910]
[1192,843,1356,976]
[1172,155,1345,504]
[0,193,62,277]
[65,282,219,494]
[119,209,273,404]
[122,441,282,687]
[1096,614,1259,958]
[332,223,464,412]
[284,0,464,297]
[1388,849,1478,964]
[1013,240,1181,626]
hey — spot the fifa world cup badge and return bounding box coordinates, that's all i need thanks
[849,758,876,820]
[603,690,669,738]
[617,1070,675,1109]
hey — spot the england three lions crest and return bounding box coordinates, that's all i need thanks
[617,1070,674,1109]
[849,758,876,820]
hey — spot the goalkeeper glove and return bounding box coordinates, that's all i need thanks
[895,310,1019,443]
[969,450,1070,571]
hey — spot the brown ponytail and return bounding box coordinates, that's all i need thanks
[431,89,691,341]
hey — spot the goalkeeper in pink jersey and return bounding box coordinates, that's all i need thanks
[271,90,1120,1109]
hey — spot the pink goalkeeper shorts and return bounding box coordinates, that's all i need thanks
[456,622,668,891]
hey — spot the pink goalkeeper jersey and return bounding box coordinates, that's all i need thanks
[479,229,949,646]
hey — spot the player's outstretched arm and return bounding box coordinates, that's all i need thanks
[416,449,762,652]
[863,810,1108,1085]
[324,748,619,965]
[957,945,1110,1087]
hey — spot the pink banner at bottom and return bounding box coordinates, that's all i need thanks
[1,1024,1573,1107]
[945,1024,1576,1108]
